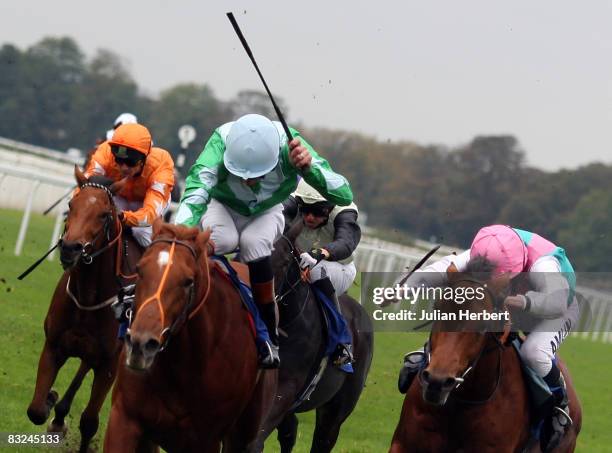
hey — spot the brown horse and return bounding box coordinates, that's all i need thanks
[390,260,582,453]
[27,167,141,452]
[104,221,277,452]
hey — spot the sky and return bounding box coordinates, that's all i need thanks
[2,1,612,171]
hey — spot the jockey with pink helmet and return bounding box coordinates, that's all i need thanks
[396,225,578,451]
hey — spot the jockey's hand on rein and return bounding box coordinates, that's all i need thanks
[504,295,527,311]
[299,248,328,269]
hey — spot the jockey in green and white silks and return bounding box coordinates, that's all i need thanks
[283,179,361,366]
[396,225,578,452]
[175,114,353,369]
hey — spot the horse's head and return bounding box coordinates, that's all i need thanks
[271,218,303,283]
[124,220,212,371]
[59,166,126,269]
[420,257,511,406]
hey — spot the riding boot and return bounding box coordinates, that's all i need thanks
[542,362,572,452]
[312,276,353,367]
[398,346,427,394]
[249,257,280,369]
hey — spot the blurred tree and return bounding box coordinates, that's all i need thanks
[558,189,612,271]
[230,89,288,119]
[23,37,86,149]
[148,83,233,171]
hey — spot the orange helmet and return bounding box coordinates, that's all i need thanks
[109,123,152,159]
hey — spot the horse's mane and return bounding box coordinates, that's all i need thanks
[464,256,497,281]
[155,223,201,242]
[87,175,114,187]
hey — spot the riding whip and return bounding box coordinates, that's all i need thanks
[17,240,61,280]
[226,12,293,141]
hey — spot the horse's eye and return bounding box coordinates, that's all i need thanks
[184,278,194,288]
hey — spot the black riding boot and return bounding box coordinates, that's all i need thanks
[398,348,427,394]
[542,363,572,452]
[312,276,353,367]
[249,257,280,369]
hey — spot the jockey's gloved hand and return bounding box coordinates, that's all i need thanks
[299,248,326,269]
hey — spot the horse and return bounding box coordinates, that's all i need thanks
[26,166,141,452]
[249,220,374,453]
[104,221,277,452]
[389,259,582,453]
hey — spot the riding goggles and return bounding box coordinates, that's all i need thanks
[111,145,145,167]
[299,204,331,217]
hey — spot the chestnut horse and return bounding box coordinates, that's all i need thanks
[104,221,277,452]
[390,260,582,453]
[27,168,140,453]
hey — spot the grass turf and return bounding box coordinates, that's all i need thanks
[0,209,610,452]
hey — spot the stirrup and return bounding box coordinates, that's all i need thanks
[552,405,573,431]
[543,405,572,452]
[259,341,280,369]
[332,344,354,367]
[404,350,426,368]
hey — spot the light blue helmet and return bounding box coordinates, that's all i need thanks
[224,114,280,179]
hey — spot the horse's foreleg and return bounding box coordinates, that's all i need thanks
[277,413,298,453]
[27,340,66,425]
[104,401,145,453]
[78,363,117,453]
[48,360,90,434]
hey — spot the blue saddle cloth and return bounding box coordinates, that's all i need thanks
[311,285,354,373]
[210,255,270,346]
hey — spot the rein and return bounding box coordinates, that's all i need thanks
[130,237,211,351]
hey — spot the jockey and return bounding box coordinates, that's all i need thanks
[106,112,138,141]
[175,113,353,369]
[396,225,578,451]
[84,123,175,247]
[284,179,361,366]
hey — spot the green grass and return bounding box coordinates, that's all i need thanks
[0,208,610,452]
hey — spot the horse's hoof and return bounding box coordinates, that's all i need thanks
[47,420,68,437]
[27,407,48,425]
[27,390,59,425]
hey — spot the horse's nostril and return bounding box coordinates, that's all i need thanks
[444,377,456,387]
[61,241,82,253]
[144,338,160,354]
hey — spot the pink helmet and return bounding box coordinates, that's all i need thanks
[470,225,527,275]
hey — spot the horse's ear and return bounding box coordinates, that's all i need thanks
[109,177,128,195]
[285,218,304,243]
[74,165,87,187]
[446,263,459,282]
[196,229,213,257]
[152,217,164,238]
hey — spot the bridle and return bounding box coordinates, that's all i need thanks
[128,237,211,352]
[421,277,512,405]
[61,183,122,264]
[63,182,131,311]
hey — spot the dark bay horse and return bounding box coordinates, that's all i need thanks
[250,221,374,453]
[390,261,582,453]
[104,221,277,452]
[27,167,141,452]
